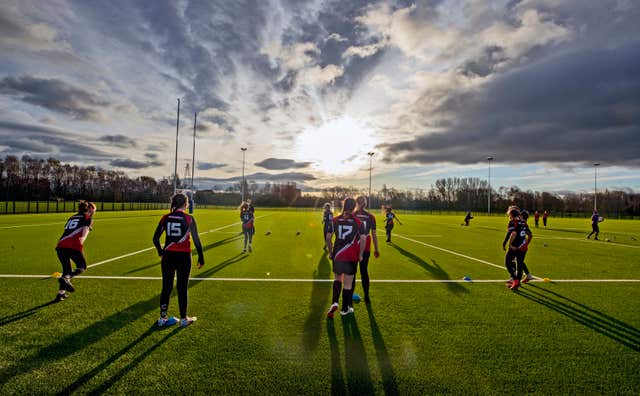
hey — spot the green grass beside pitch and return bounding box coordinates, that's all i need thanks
[0,209,638,394]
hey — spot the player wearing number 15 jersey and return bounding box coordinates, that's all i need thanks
[325,198,366,318]
[352,196,380,304]
[54,200,96,302]
[153,193,205,328]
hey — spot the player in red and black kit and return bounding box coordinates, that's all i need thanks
[240,202,254,253]
[383,206,402,243]
[247,199,256,234]
[502,208,533,290]
[352,196,380,304]
[322,202,333,251]
[326,198,366,318]
[153,193,204,327]
[54,201,96,302]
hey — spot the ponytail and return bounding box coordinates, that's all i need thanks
[342,197,356,215]
[170,193,188,212]
[78,200,96,214]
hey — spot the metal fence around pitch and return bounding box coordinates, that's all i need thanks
[1,201,172,214]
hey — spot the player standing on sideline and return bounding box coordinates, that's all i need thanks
[502,208,533,290]
[587,210,601,240]
[326,198,366,318]
[534,210,540,228]
[153,193,204,328]
[383,206,402,243]
[352,196,380,304]
[54,201,96,302]
[322,202,333,251]
[542,210,549,227]
[240,202,254,252]
[463,211,474,226]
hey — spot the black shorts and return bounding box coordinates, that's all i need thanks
[56,247,87,270]
[592,224,599,233]
[333,260,356,275]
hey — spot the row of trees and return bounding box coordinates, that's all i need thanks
[1,155,638,216]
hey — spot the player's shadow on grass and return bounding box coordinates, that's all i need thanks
[196,253,248,277]
[518,285,640,351]
[57,325,180,395]
[302,252,332,352]
[366,305,399,395]
[0,301,56,327]
[342,316,375,395]
[326,319,346,395]
[391,244,468,295]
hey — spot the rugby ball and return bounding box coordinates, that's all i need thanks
[598,216,604,222]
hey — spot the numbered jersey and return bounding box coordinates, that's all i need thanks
[241,211,254,229]
[331,214,365,262]
[57,214,92,251]
[158,211,193,252]
[354,209,376,252]
[508,219,531,251]
[385,212,395,226]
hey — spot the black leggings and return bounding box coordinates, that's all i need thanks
[56,248,87,276]
[352,251,371,297]
[385,224,394,241]
[160,252,191,318]
[505,250,526,280]
[243,228,254,248]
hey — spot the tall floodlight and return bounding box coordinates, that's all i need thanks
[367,152,375,201]
[173,98,181,195]
[191,112,197,190]
[594,162,600,211]
[241,147,247,202]
[487,156,494,215]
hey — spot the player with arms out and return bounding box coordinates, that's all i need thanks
[153,193,204,327]
[322,202,333,250]
[240,202,254,253]
[352,196,380,304]
[502,208,533,290]
[383,206,402,243]
[54,201,96,302]
[326,198,366,318]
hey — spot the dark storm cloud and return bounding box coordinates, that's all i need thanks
[110,158,164,169]
[98,134,137,148]
[0,121,112,158]
[197,162,227,170]
[383,41,640,167]
[0,75,110,121]
[254,158,312,170]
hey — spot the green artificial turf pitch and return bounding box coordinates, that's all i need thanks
[0,209,639,394]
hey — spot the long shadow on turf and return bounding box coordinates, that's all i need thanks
[0,301,56,327]
[518,285,640,351]
[327,319,346,395]
[0,253,248,387]
[57,325,180,395]
[366,305,399,395]
[302,252,332,352]
[391,244,468,295]
[342,315,375,395]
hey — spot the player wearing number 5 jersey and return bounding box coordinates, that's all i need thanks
[352,196,379,304]
[326,198,366,318]
[153,193,205,328]
[54,201,96,302]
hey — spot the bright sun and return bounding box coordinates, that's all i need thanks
[294,116,376,175]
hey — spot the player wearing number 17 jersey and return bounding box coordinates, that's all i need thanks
[153,193,205,328]
[54,201,96,301]
[326,198,366,318]
[352,196,380,304]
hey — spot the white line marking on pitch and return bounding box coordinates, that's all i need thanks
[536,236,640,249]
[1,274,639,283]
[87,214,272,269]
[396,234,506,271]
[0,215,160,229]
[401,234,443,237]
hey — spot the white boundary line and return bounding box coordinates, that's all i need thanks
[395,234,506,271]
[1,274,639,283]
[86,214,272,269]
[536,236,640,249]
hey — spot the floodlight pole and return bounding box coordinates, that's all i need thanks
[191,112,197,190]
[173,98,180,195]
[368,152,374,201]
[241,147,247,201]
[594,162,600,211]
[487,156,493,215]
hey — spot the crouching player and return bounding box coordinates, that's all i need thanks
[326,198,366,318]
[54,201,96,301]
[153,193,204,327]
[502,208,533,290]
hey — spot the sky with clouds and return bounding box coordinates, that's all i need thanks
[1,0,639,193]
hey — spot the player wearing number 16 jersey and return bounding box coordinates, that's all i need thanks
[54,201,96,301]
[326,198,366,318]
[153,193,205,328]
[352,196,380,304]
